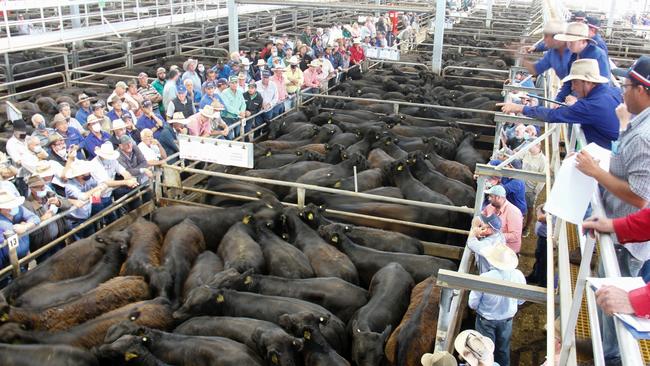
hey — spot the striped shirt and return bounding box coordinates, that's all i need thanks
[138,85,161,107]
[603,106,650,261]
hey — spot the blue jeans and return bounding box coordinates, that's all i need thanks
[222,116,240,140]
[476,315,513,366]
[156,127,179,156]
[530,235,548,286]
[599,245,644,364]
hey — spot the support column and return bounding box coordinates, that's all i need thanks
[70,4,82,29]
[125,38,133,69]
[227,0,239,53]
[605,0,615,37]
[431,0,446,74]
[486,0,493,28]
[293,10,298,29]
[4,53,15,96]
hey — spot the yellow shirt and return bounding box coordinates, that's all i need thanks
[285,67,304,94]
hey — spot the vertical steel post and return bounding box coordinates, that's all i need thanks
[431,0,446,74]
[62,53,71,88]
[4,53,15,95]
[227,0,239,53]
[70,3,82,29]
[486,0,493,28]
[605,0,615,37]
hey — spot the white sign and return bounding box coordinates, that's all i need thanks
[6,234,18,250]
[545,143,610,225]
[366,46,400,61]
[5,101,22,122]
[178,134,254,168]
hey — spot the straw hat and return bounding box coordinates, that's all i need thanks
[200,105,220,119]
[86,114,101,125]
[183,58,198,70]
[540,20,566,35]
[256,59,266,67]
[77,93,94,104]
[454,330,495,366]
[421,351,458,366]
[309,59,321,67]
[66,160,92,179]
[46,133,65,147]
[111,119,126,130]
[272,65,285,71]
[241,57,252,66]
[169,112,189,125]
[50,113,67,128]
[481,242,518,271]
[561,59,609,84]
[27,175,46,189]
[34,161,55,178]
[554,22,593,42]
[94,142,120,160]
[0,190,24,209]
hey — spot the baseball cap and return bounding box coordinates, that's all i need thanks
[479,214,502,231]
[261,70,271,78]
[248,81,257,88]
[142,100,153,108]
[138,72,148,78]
[177,84,188,94]
[612,55,650,88]
[229,75,239,83]
[118,135,133,145]
[216,78,228,87]
[92,102,105,110]
[485,185,506,197]
[585,16,600,29]
[156,67,166,74]
[205,81,216,89]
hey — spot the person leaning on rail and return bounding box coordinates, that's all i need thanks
[498,59,622,150]
[574,55,650,366]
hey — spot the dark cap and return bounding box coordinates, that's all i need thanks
[248,81,257,88]
[261,70,271,78]
[12,119,27,131]
[479,213,502,231]
[585,16,600,29]
[118,135,133,145]
[612,55,650,87]
[93,102,105,110]
[142,100,153,108]
[216,78,228,86]
[204,81,216,89]
[177,84,187,94]
[571,10,587,21]
[121,113,133,121]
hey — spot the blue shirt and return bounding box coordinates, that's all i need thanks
[217,64,231,80]
[534,47,571,79]
[0,206,40,268]
[59,126,83,149]
[65,178,98,220]
[523,83,621,149]
[469,268,526,320]
[556,43,611,102]
[500,177,527,216]
[106,108,130,122]
[136,112,168,139]
[592,33,608,54]
[199,94,225,110]
[467,232,506,274]
[80,131,111,159]
[75,107,92,125]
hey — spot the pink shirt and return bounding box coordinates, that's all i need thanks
[303,68,320,88]
[272,75,288,101]
[482,200,523,253]
[186,113,211,137]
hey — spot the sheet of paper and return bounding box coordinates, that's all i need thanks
[582,142,611,172]
[544,153,597,224]
[587,277,650,333]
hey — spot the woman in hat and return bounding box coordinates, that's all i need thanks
[0,189,40,274]
[468,243,526,366]
[182,58,202,96]
[64,160,107,239]
[24,175,72,261]
[107,81,139,112]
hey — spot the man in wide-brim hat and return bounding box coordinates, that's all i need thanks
[498,58,621,149]
[186,105,229,138]
[468,243,526,366]
[0,188,40,271]
[551,21,610,103]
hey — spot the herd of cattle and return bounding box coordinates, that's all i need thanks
[0,198,456,366]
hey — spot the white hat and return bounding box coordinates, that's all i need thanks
[241,57,252,66]
[454,330,495,366]
[168,112,189,125]
[95,142,120,160]
[0,190,24,209]
[554,22,594,42]
[353,38,362,44]
[481,242,518,271]
[34,161,55,178]
[540,20,566,35]
[183,58,198,70]
[200,105,221,119]
[256,59,266,66]
[561,59,609,84]
[111,119,126,130]
[65,160,92,179]
[421,351,457,366]
[309,59,321,67]
[272,65,285,71]
[288,56,299,65]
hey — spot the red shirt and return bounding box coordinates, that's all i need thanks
[388,11,399,34]
[350,46,365,65]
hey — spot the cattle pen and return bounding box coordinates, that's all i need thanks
[0,0,649,365]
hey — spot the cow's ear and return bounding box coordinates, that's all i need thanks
[215,289,225,303]
[334,180,342,188]
[242,215,252,225]
[330,233,339,243]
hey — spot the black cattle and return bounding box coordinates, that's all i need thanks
[454,133,486,170]
[182,251,223,301]
[253,220,314,279]
[408,152,476,208]
[0,344,98,366]
[279,312,350,366]
[218,222,265,274]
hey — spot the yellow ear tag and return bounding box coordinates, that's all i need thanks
[271,354,279,364]
[397,165,403,171]
[125,352,138,361]
[334,181,341,188]
[242,215,251,224]
[303,330,311,340]
[331,235,338,243]
[307,212,314,221]
[266,151,272,157]
[0,313,8,322]
[216,294,225,303]
[244,276,253,285]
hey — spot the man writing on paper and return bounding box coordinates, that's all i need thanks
[498,59,621,149]
[575,55,650,366]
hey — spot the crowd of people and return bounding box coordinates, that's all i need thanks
[459,9,650,366]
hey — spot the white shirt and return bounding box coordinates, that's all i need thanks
[89,157,128,198]
[256,80,279,110]
[138,142,162,162]
[319,58,335,76]
[6,136,39,176]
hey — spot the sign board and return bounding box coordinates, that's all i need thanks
[178,134,254,168]
[6,234,18,251]
[5,101,22,122]
[358,16,367,23]
[365,46,400,61]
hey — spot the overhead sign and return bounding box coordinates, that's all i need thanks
[178,134,254,168]
[365,46,400,61]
